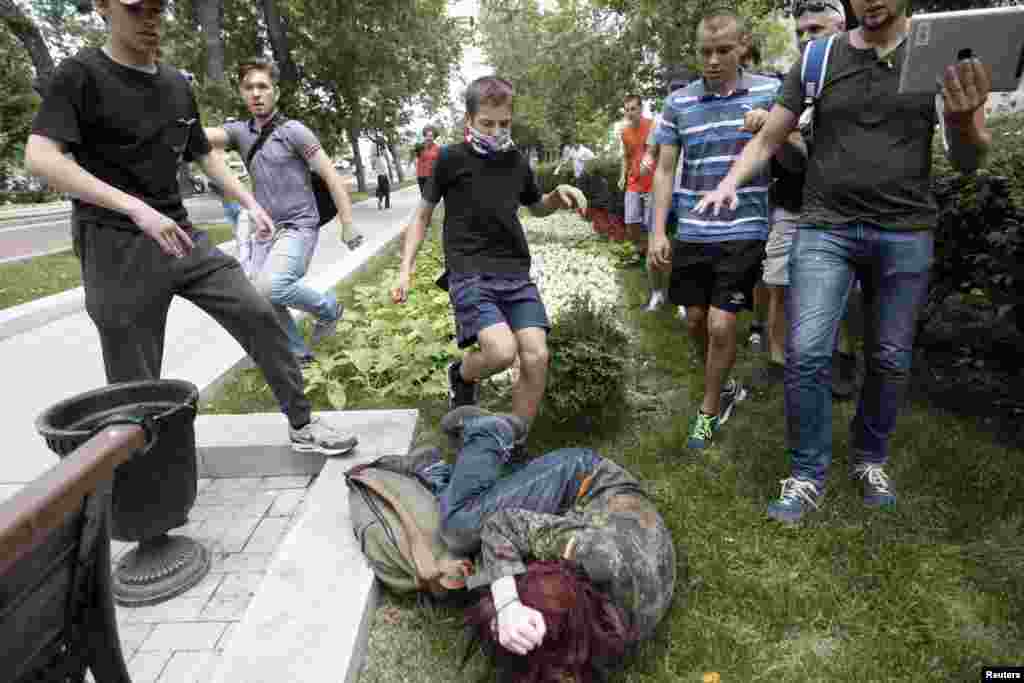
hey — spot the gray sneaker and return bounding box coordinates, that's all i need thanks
[310,301,344,348]
[289,416,358,456]
[718,379,748,425]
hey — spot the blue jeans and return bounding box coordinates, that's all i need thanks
[253,226,337,358]
[785,225,933,486]
[222,200,242,228]
[439,415,600,555]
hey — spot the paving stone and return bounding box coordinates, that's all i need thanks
[200,593,253,620]
[196,516,262,553]
[191,499,274,521]
[140,622,228,652]
[195,410,417,478]
[157,651,222,683]
[217,623,240,651]
[117,597,208,625]
[213,571,266,598]
[209,552,273,574]
[118,623,155,659]
[267,489,305,517]
[175,571,223,601]
[259,475,313,489]
[243,517,290,553]
[127,651,173,682]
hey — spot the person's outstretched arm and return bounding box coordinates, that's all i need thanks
[196,151,275,240]
[307,149,356,238]
[693,103,798,216]
[392,199,436,303]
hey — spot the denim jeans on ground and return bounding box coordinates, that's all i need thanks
[439,415,600,555]
[254,226,337,358]
[784,224,933,486]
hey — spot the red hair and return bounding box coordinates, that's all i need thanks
[464,561,637,683]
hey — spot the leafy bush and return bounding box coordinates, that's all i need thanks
[302,236,459,408]
[926,112,1024,333]
[0,190,61,205]
[544,294,629,425]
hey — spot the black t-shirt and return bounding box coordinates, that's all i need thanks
[31,48,211,230]
[778,33,939,230]
[425,142,543,275]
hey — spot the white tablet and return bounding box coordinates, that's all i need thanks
[899,5,1024,94]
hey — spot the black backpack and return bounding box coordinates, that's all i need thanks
[245,114,338,227]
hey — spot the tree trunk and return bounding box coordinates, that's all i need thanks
[347,123,366,194]
[195,0,225,84]
[0,0,54,93]
[258,0,298,85]
[386,138,404,183]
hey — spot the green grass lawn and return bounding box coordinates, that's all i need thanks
[202,218,1023,682]
[0,222,232,311]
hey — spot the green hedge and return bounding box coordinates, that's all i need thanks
[0,191,62,205]
[535,156,626,215]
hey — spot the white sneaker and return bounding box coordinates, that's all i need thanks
[677,305,687,320]
[643,290,666,312]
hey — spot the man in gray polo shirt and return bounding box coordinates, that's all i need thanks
[206,57,358,365]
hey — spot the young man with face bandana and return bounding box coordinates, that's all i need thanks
[696,0,992,522]
[391,76,587,426]
[25,0,358,456]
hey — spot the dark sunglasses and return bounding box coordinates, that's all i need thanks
[793,0,843,17]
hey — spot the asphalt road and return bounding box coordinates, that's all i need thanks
[0,176,377,263]
[0,195,232,264]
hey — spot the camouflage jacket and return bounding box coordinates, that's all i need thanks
[465,457,677,641]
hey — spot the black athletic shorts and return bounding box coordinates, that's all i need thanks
[668,239,766,314]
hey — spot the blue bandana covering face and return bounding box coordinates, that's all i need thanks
[465,125,515,158]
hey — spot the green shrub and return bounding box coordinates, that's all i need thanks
[544,294,629,425]
[302,236,458,408]
[927,112,1024,331]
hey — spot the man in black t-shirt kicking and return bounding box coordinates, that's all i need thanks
[26,0,357,456]
[391,76,587,425]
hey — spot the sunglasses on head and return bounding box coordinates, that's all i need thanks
[793,0,842,17]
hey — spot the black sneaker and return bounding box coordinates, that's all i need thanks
[832,352,859,400]
[447,361,480,410]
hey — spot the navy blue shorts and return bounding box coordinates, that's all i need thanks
[448,273,550,349]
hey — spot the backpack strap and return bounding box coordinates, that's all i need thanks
[800,34,838,108]
[244,113,287,170]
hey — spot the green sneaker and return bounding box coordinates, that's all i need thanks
[686,411,719,450]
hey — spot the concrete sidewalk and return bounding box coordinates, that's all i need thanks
[0,187,419,490]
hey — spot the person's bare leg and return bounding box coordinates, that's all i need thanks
[459,323,518,384]
[510,327,549,422]
[767,285,787,364]
[701,307,739,416]
[686,305,709,364]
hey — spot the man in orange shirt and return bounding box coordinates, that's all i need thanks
[620,95,663,311]
[416,125,441,197]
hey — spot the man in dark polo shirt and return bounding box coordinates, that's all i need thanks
[696,0,992,522]
[25,0,357,456]
[391,76,586,425]
[205,57,359,366]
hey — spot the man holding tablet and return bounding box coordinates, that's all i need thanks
[694,0,992,523]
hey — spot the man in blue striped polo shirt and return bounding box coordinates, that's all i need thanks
[650,9,780,450]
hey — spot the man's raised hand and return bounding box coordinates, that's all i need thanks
[941,58,991,128]
[554,184,588,211]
